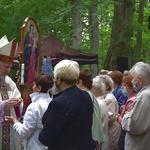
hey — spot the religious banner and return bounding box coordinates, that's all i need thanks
[20,17,41,86]
[19,17,42,115]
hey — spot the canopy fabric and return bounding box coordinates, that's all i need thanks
[13,35,98,68]
[41,35,98,66]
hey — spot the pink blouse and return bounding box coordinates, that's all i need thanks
[120,92,137,117]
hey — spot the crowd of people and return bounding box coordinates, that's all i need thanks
[0,36,150,150]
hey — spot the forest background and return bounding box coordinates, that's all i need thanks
[0,0,150,74]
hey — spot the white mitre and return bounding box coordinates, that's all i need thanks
[0,35,17,63]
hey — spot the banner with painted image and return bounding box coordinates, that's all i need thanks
[21,17,42,86]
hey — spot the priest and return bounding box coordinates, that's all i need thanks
[0,35,23,150]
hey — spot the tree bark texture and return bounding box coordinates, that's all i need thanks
[104,0,135,71]
[89,0,99,53]
[89,0,99,76]
[71,0,82,49]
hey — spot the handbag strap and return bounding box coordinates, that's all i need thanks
[87,90,93,100]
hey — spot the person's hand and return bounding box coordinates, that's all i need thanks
[3,98,21,110]
[5,116,18,124]
[116,114,122,124]
[13,98,22,107]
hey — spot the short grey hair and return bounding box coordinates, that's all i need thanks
[131,61,145,70]
[99,75,114,91]
[54,59,79,81]
[130,63,150,82]
[92,76,106,95]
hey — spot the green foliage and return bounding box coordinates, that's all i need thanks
[98,0,114,69]
[0,0,150,68]
[131,0,150,63]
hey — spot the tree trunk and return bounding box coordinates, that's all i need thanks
[104,0,135,71]
[89,0,99,76]
[89,0,99,53]
[134,0,147,64]
[71,0,82,49]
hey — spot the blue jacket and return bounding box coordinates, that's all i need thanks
[113,84,127,108]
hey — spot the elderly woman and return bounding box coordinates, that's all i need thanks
[39,60,96,150]
[108,70,127,109]
[76,68,104,149]
[116,75,137,150]
[117,75,137,124]
[91,76,109,150]
[99,75,121,150]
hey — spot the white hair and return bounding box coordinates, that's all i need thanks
[131,61,145,69]
[92,76,106,95]
[54,59,79,81]
[99,75,114,91]
[130,63,150,82]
